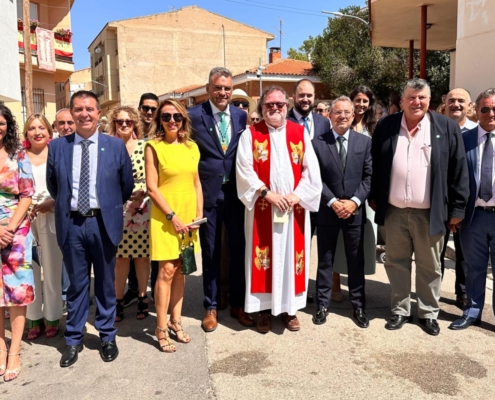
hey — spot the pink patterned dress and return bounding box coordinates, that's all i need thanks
[0,150,36,307]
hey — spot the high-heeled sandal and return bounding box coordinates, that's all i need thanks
[27,319,44,340]
[136,295,149,320]
[3,352,20,382]
[155,327,176,353]
[115,299,124,322]
[0,348,7,377]
[167,318,191,343]
[45,320,59,338]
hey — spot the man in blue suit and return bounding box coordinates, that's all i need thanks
[189,67,254,331]
[450,88,495,330]
[47,90,134,367]
[312,96,372,328]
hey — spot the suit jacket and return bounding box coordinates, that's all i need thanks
[313,129,372,226]
[287,109,331,139]
[462,126,484,226]
[189,101,247,208]
[370,111,469,236]
[47,132,134,247]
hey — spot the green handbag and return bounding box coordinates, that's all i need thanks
[180,232,197,275]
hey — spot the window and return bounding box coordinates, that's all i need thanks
[21,87,45,115]
[17,2,39,21]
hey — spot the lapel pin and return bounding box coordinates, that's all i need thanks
[436,135,440,138]
[209,128,213,132]
[101,148,105,151]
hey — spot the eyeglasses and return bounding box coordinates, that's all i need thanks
[140,105,157,114]
[332,111,353,116]
[115,119,134,127]
[263,102,287,110]
[213,86,232,93]
[314,109,327,114]
[232,100,249,108]
[480,107,495,114]
[161,113,184,123]
[251,118,260,122]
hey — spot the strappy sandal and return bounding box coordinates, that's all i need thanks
[27,319,44,340]
[0,348,7,377]
[45,320,59,338]
[136,295,149,320]
[3,352,20,382]
[115,298,124,322]
[167,318,191,343]
[155,327,176,353]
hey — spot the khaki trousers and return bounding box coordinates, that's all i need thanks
[384,205,443,319]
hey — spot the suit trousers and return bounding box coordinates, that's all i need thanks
[384,205,443,319]
[440,228,466,297]
[460,209,495,319]
[61,214,117,345]
[200,184,246,309]
[316,223,366,310]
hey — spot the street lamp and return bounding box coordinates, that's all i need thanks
[321,11,372,31]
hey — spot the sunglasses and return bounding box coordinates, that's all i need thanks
[140,105,157,114]
[251,117,260,122]
[232,100,249,108]
[263,102,287,110]
[161,113,184,123]
[314,109,327,113]
[115,119,134,126]
[480,107,495,114]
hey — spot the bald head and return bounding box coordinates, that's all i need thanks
[445,88,472,126]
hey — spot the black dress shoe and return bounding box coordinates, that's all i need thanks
[100,340,119,362]
[313,307,329,325]
[418,318,440,336]
[353,309,369,328]
[60,344,83,368]
[385,315,413,330]
[448,316,481,330]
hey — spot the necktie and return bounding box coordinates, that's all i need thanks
[218,111,229,153]
[77,140,91,214]
[480,132,493,202]
[302,116,310,135]
[337,136,346,170]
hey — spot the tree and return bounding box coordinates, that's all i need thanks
[287,36,317,62]
[298,5,450,103]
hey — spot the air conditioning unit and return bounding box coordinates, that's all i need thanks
[187,97,195,108]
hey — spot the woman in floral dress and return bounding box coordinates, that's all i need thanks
[0,105,36,382]
[108,106,150,321]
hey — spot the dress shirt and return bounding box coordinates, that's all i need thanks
[71,131,100,211]
[460,118,478,132]
[475,125,495,207]
[327,129,361,208]
[292,109,314,139]
[389,113,431,209]
[209,100,232,143]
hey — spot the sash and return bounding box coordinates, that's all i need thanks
[250,121,306,295]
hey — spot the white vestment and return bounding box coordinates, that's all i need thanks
[236,123,322,315]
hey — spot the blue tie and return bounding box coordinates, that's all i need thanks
[302,116,310,135]
[480,132,493,202]
[77,140,91,214]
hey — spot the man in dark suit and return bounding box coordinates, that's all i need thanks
[450,88,495,330]
[47,90,134,367]
[370,79,469,336]
[188,67,254,332]
[312,96,372,328]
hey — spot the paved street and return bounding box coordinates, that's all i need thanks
[3,238,495,399]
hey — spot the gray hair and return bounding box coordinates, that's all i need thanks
[55,108,71,120]
[257,86,289,114]
[318,101,331,109]
[208,67,232,84]
[402,78,431,97]
[330,96,354,113]
[475,88,495,107]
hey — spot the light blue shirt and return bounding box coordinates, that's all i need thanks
[328,129,361,208]
[71,131,100,210]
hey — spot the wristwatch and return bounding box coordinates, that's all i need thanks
[261,188,270,198]
[166,211,176,221]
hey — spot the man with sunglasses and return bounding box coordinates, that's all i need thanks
[188,67,253,332]
[249,111,261,126]
[315,102,331,121]
[138,93,159,137]
[450,88,495,331]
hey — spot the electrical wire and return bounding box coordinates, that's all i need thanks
[224,0,327,17]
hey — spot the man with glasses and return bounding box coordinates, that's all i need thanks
[450,88,495,331]
[236,86,322,333]
[189,67,254,332]
[315,102,331,121]
[138,93,159,137]
[249,111,261,126]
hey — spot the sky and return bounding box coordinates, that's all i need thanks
[71,0,366,70]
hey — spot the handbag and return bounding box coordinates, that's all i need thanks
[180,232,197,275]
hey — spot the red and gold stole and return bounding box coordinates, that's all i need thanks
[250,120,306,295]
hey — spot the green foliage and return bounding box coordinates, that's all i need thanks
[287,36,317,62]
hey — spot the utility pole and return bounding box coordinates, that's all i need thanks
[256,58,265,98]
[23,0,34,117]
[274,16,284,53]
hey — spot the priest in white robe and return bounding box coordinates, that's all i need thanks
[236,86,322,333]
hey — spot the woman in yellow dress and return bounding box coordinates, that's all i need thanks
[145,99,203,353]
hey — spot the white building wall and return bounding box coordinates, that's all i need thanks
[0,0,22,102]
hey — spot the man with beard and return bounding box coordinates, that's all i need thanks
[236,86,322,333]
[138,93,159,137]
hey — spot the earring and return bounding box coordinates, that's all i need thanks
[178,131,186,139]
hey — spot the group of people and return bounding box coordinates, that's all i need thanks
[1,65,495,383]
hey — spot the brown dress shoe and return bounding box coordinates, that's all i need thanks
[257,313,271,334]
[230,307,255,327]
[281,313,300,331]
[202,309,218,332]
